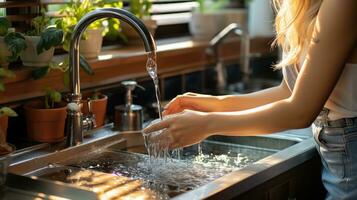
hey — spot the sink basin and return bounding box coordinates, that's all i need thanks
[8,125,315,199]
[228,78,281,94]
[206,134,300,151]
[26,164,162,199]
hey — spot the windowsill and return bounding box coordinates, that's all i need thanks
[1,36,274,104]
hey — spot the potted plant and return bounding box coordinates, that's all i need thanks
[58,0,123,59]
[122,0,157,42]
[189,0,251,40]
[0,17,27,68]
[0,107,17,144]
[20,13,63,67]
[24,88,67,142]
[0,17,12,68]
[0,68,17,145]
[82,91,108,127]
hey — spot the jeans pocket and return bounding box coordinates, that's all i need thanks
[313,126,347,179]
[344,127,357,178]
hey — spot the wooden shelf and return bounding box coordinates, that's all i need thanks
[1,36,274,104]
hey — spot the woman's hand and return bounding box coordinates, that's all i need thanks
[143,109,213,149]
[163,92,220,116]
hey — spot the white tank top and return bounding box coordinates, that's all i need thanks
[282,63,357,120]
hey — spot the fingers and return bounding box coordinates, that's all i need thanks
[142,118,170,134]
[163,95,182,110]
[149,128,179,150]
[149,128,175,148]
[164,93,201,110]
[184,92,199,96]
[164,95,197,115]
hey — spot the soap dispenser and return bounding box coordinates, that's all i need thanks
[114,81,144,131]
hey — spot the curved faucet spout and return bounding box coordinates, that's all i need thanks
[66,8,157,146]
[69,8,156,100]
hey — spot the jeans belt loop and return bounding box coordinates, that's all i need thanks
[345,118,353,126]
[322,111,329,127]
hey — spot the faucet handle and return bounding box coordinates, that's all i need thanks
[87,98,93,115]
[83,98,97,131]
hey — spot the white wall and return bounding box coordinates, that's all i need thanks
[248,0,275,37]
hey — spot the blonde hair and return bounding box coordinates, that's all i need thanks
[273,0,322,68]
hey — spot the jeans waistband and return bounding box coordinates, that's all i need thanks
[314,108,357,128]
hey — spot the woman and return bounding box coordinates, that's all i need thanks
[144,0,357,199]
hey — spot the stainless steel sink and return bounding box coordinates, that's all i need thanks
[7,125,315,199]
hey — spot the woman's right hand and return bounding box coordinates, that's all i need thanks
[163,92,220,116]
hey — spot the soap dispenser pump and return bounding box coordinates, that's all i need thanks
[114,81,144,131]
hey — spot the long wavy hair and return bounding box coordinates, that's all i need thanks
[272,0,322,68]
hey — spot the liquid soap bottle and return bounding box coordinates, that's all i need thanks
[114,81,144,131]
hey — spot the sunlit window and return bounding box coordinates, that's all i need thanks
[0,0,5,16]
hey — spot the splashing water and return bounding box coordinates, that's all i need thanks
[72,141,271,198]
[140,53,264,197]
[145,52,176,162]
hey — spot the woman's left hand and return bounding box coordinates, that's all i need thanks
[143,110,213,149]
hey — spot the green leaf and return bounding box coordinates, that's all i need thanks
[63,70,70,89]
[4,32,27,62]
[44,87,62,109]
[0,68,15,78]
[37,27,63,54]
[0,17,11,36]
[0,107,17,117]
[0,82,4,92]
[90,91,101,100]
[80,55,94,75]
[51,91,62,103]
[59,0,122,50]
[29,11,51,36]
[0,68,14,92]
[31,66,50,80]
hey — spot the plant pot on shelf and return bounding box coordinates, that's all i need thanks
[122,18,157,43]
[189,11,226,41]
[189,9,248,41]
[20,36,55,67]
[24,101,67,143]
[82,93,108,127]
[0,115,9,141]
[0,37,11,68]
[79,28,104,59]
[221,8,248,31]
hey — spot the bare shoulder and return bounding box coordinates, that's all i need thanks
[288,0,357,122]
[317,0,357,62]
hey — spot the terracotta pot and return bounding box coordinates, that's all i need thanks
[20,36,55,67]
[82,94,108,127]
[0,115,9,141]
[0,36,11,68]
[79,28,104,59]
[122,18,157,43]
[24,101,67,143]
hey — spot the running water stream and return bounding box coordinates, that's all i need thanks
[146,53,163,120]
[145,53,182,161]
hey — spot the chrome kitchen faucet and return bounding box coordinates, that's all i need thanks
[66,8,157,147]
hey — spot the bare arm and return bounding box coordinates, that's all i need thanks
[208,0,357,135]
[144,0,357,148]
[163,80,291,114]
[216,80,291,111]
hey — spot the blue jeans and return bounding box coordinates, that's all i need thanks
[313,109,357,200]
